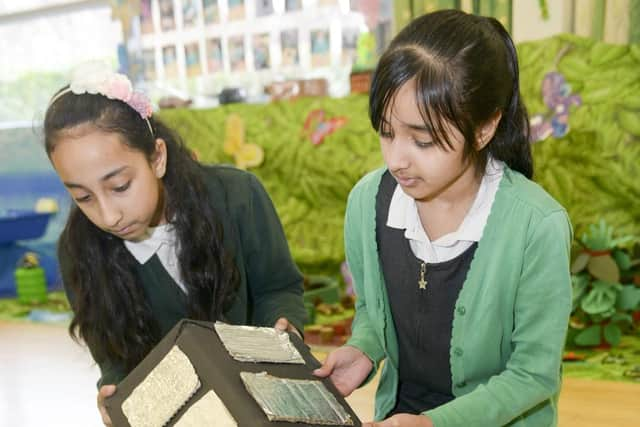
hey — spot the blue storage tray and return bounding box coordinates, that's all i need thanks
[0,210,53,244]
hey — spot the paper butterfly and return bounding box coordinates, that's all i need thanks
[530,71,582,142]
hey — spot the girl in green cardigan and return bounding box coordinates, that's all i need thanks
[44,62,306,426]
[314,10,572,427]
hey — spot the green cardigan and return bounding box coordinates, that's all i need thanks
[345,167,572,427]
[61,165,307,386]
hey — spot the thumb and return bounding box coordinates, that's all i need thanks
[313,356,336,377]
[99,384,117,399]
[274,317,289,332]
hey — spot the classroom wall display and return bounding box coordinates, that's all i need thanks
[129,0,370,98]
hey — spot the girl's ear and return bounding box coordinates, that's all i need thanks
[152,138,167,178]
[475,111,502,150]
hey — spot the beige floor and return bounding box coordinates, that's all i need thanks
[1,321,638,427]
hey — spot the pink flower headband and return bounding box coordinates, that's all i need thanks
[48,61,154,136]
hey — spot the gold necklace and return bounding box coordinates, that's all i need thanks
[418,262,427,290]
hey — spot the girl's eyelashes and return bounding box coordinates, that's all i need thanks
[114,181,131,193]
[379,130,394,139]
[75,195,91,203]
[414,139,434,148]
[72,181,130,203]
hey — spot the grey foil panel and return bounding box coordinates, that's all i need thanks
[240,372,354,426]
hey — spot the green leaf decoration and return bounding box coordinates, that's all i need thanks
[571,252,590,274]
[582,220,614,251]
[616,285,640,311]
[612,250,632,271]
[611,312,633,325]
[603,323,622,346]
[574,325,602,346]
[571,274,590,311]
[590,307,617,324]
[581,281,618,314]
[587,255,621,283]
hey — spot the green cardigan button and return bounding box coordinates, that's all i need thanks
[454,347,464,357]
[456,381,467,388]
[456,306,466,315]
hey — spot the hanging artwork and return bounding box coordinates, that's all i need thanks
[285,0,302,12]
[159,0,176,31]
[342,28,360,65]
[228,0,245,21]
[185,43,201,76]
[253,33,270,70]
[182,0,199,28]
[256,0,274,16]
[142,48,156,80]
[281,29,299,66]
[229,36,246,71]
[206,38,223,72]
[140,0,153,34]
[203,0,219,24]
[311,29,330,68]
[163,45,178,78]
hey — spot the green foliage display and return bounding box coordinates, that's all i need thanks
[158,95,382,274]
[518,35,640,248]
[568,220,640,347]
[157,34,640,279]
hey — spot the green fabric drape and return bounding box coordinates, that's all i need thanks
[393,0,512,34]
[631,0,640,42]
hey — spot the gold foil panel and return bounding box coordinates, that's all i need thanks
[214,322,304,364]
[173,390,237,427]
[122,345,200,427]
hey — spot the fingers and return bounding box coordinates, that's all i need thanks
[98,384,116,399]
[274,317,302,338]
[363,420,393,427]
[97,385,116,426]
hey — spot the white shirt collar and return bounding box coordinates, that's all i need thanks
[387,158,504,247]
[124,223,177,264]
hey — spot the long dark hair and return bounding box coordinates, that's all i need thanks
[369,9,533,178]
[44,89,239,372]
